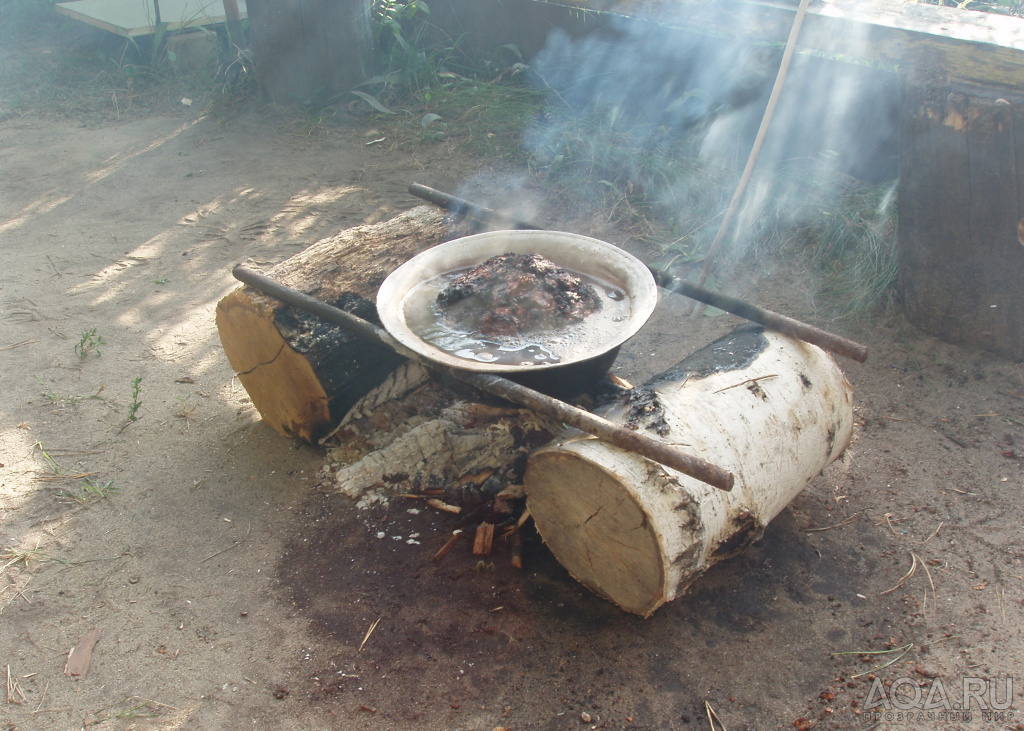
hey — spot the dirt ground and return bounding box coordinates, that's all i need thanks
[2,44,1024,731]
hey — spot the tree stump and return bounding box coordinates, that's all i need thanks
[524,326,854,617]
[899,72,1024,361]
[246,0,375,104]
[215,206,472,443]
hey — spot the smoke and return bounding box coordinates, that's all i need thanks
[485,9,899,277]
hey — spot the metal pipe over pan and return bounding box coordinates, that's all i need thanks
[232,265,736,492]
[407,182,869,363]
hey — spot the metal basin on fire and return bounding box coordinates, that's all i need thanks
[376,230,658,397]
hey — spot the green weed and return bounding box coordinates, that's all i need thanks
[75,328,105,358]
[127,377,143,421]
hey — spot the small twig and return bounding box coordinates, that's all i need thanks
[199,522,251,563]
[705,701,727,731]
[0,339,41,352]
[879,512,908,533]
[358,617,381,653]
[940,431,967,448]
[880,553,920,595]
[34,472,97,482]
[804,511,862,532]
[116,417,141,435]
[832,643,915,679]
[517,506,532,530]
[129,695,178,711]
[431,531,462,563]
[914,552,936,613]
[34,680,49,713]
[911,521,943,546]
[39,449,103,456]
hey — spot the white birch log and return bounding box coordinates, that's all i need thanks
[524,325,854,617]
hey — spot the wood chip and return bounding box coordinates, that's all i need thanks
[432,530,462,563]
[511,532,524,569]
[473,523,495,556]
[608,374,634,390]
[64,629,101,678]
[427,498,461,515]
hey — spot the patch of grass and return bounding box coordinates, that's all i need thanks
[362,78,545,159]
[728,157,899,319]
[57,477,118,505]
[94,697,168,722]
[34,441,65,475]
[0,0,255,122]
[0,546,49,575]
[804,181,898,319]
[34,377,106,408]
[525,104,729,241]
[174,395,198,420]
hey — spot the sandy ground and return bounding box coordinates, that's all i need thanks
[2,66,1024,731]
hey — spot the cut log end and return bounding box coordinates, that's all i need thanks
[525,451,667,617]
[525,328,854,617]
[215,206,475,443]
[216,291,332,442]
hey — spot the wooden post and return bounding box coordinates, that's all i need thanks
[898,72,1024,361]
[221,0,245,50]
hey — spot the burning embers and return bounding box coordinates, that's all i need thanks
[436,253,602,337]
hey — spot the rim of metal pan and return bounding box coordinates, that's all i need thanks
[376,229,659,374]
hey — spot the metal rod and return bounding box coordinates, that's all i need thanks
[232,265,735,492]
[408,183,545,231]
[647,270,868,363]
[407,182,868,363]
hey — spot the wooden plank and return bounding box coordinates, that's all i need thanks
[531,0,1024,87]
[55,0,247,37]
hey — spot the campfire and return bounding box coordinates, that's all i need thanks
[217,184,864,616]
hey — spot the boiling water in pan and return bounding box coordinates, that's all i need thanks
[401,265,632,367]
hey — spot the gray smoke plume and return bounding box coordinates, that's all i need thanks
[513,11,898,263]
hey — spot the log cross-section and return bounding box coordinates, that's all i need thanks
[525,326,854,617]
[216,206,471,442]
